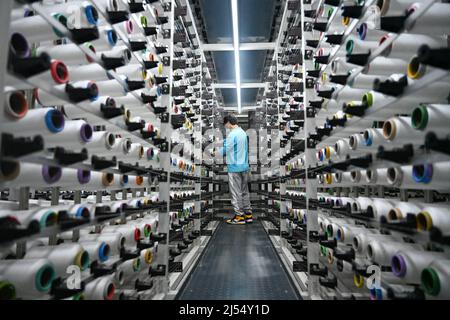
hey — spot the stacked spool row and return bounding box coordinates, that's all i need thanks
[304,0,450,299]
[0,0,208,300]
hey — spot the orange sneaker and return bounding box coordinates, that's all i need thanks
[226,214,246,225]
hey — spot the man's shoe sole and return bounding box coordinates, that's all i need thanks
[245,219,253,223]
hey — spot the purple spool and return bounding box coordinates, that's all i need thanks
[77,170,91,184]
[391,254,407,277]
[80,123,93,142]
[42,165,62,184]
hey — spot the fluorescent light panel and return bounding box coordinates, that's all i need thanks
[231,0,241,114]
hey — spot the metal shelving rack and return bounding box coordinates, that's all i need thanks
[256,0,320,299]
[0,0,219,300]
[154,0,174,291]
[278,0,450,300]
[301,0,320,299]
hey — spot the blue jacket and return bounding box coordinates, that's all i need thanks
[219,127,249,172]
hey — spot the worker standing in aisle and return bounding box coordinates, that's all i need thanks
[219,114,253,225]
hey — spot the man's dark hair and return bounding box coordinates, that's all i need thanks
[223,114,238,125]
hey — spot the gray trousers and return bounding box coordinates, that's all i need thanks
[228,171,252,215]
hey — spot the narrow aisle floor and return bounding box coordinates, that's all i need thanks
[177,220,300,300]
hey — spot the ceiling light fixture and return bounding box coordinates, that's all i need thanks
[231,0,241,114]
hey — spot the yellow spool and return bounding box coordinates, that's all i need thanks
[354,274,365,288]
[416,211,433,231]
[342,16,350,26]
[325,173,333,184]
[143,250,153,264]
[324,146,331,159]
[407,56,426,80]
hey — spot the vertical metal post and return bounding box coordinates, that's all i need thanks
[120,189,128,224]
[18,187,30,210]
[378,186,385,198]
[95,190,102,233]
[96,190,102,203]
[16,241,27,259]
[51,187,60,206]
[352,186,359,198]
[74,190,81,204]
[424,190,433,203]
[280,166,288,234]
[301,0,320,298]
[267,182,273,220]
[194,164,202,232]
[48,186,60,246]
[72,229,80,242]
[208,171,214,218]
[273,36,284,238]
[400,189,408,202]
[154,0,175,285]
